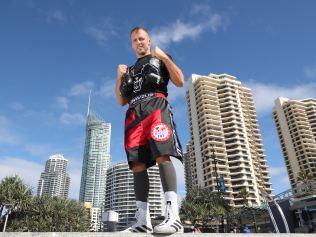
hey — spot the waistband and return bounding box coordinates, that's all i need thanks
[129,92,166,107]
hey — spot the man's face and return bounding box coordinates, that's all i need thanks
[131,29,151,57]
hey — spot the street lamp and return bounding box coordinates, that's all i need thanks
[204,144,227,232]
[2,203,14,232]
[204,144,225,194]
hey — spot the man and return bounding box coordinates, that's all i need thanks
[115,26,184,234]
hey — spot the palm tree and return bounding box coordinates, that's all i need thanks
[236,188,250,206]
[0,175,32,231]
[0,175,90,232]
[180,186,231,231]
[6,195,90,232]
[296,170,315,195]
[297,170,314,184]
[0,175,32,209]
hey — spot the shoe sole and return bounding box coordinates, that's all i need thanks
[154,229,184,234]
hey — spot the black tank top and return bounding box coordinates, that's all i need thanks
[127,54,171,101]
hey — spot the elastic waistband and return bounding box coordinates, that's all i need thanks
[129,92,166,107]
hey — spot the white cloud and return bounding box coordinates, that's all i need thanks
[56,96,69,109]
[0,157,43,194]
[190,3,211,15]
[67,159,82,200]
[85,18,117,46]
[0,116,20,145]
[27,2,68,25]
[151,14,227,48]
[245,81,316,115]
[304,64,316,79]
[60,113,86,125]
[0,115,8,125]
[9,102,24,111]
[167,82,186,103]
[96,79,116,98]
[23,144,53,158]
[0,157,82,200]
[269,165,291,192]
[46,9,68,24]
[68,81,94,97]
[269,166,287,176]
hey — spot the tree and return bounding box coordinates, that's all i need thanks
[0,175,32,230]
[0,175,90,232]
[296,170,316,197]
[6,196,90,232]
[236,188,250,206]
[297,170,314,184]
[180,186,231,230]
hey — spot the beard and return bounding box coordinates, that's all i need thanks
[137,48,147,56]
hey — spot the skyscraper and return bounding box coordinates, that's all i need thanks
[273,97,316,188]
[79,95,112,208]
[37,154,70,198]
[183,145,193,193]
[104,162,164,230]
[185,73,272,206]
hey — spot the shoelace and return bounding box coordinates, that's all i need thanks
[135,209,140,220]
[160,202,172,225]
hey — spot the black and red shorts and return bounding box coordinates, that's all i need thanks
[124,92,183,169]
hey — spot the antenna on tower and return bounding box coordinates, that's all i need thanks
[87,90,92,117]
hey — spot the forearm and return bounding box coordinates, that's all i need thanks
[161,56,184,87]
[116,75,128,106]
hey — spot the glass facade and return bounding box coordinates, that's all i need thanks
[79,113,112,208]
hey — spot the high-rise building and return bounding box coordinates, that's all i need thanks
[272,97,316,188]
[79,106,112,208]
[183,144,193,193]
[37,154,70,198]
[104,162,164,231]
[185,73,272,206]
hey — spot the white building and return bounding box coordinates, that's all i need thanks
[84,202,101,232]
[185,73,272,206]
[37,154,70,198]
[273,97,316,188]
[104,162,164,230]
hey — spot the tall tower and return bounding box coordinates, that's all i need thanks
[104,162,164,231]
[37,154,70,198]
[79,93,112,208]
[273,97,316,188]
[185,73,272,206]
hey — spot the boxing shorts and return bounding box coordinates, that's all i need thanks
[124,92,183,169]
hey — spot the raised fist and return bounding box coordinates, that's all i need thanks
[117,64,128,79]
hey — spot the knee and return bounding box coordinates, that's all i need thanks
[131,162,147,173]
[156,155,171,165]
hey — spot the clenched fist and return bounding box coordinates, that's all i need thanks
[117,64,128,79]
[152,46,168,61]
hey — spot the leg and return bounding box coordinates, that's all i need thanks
[154,155,183,234]
[122,162,152,233]
[156,155,177,192]
[131,162,149,203]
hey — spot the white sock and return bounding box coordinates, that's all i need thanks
[136,200,148,210]
[164,191,179,216]
[164,191,178,203]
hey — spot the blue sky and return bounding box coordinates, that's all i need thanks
[1,0,316,199]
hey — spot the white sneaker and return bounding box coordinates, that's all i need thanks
[154,201,184,234]
[121,204,153,233]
